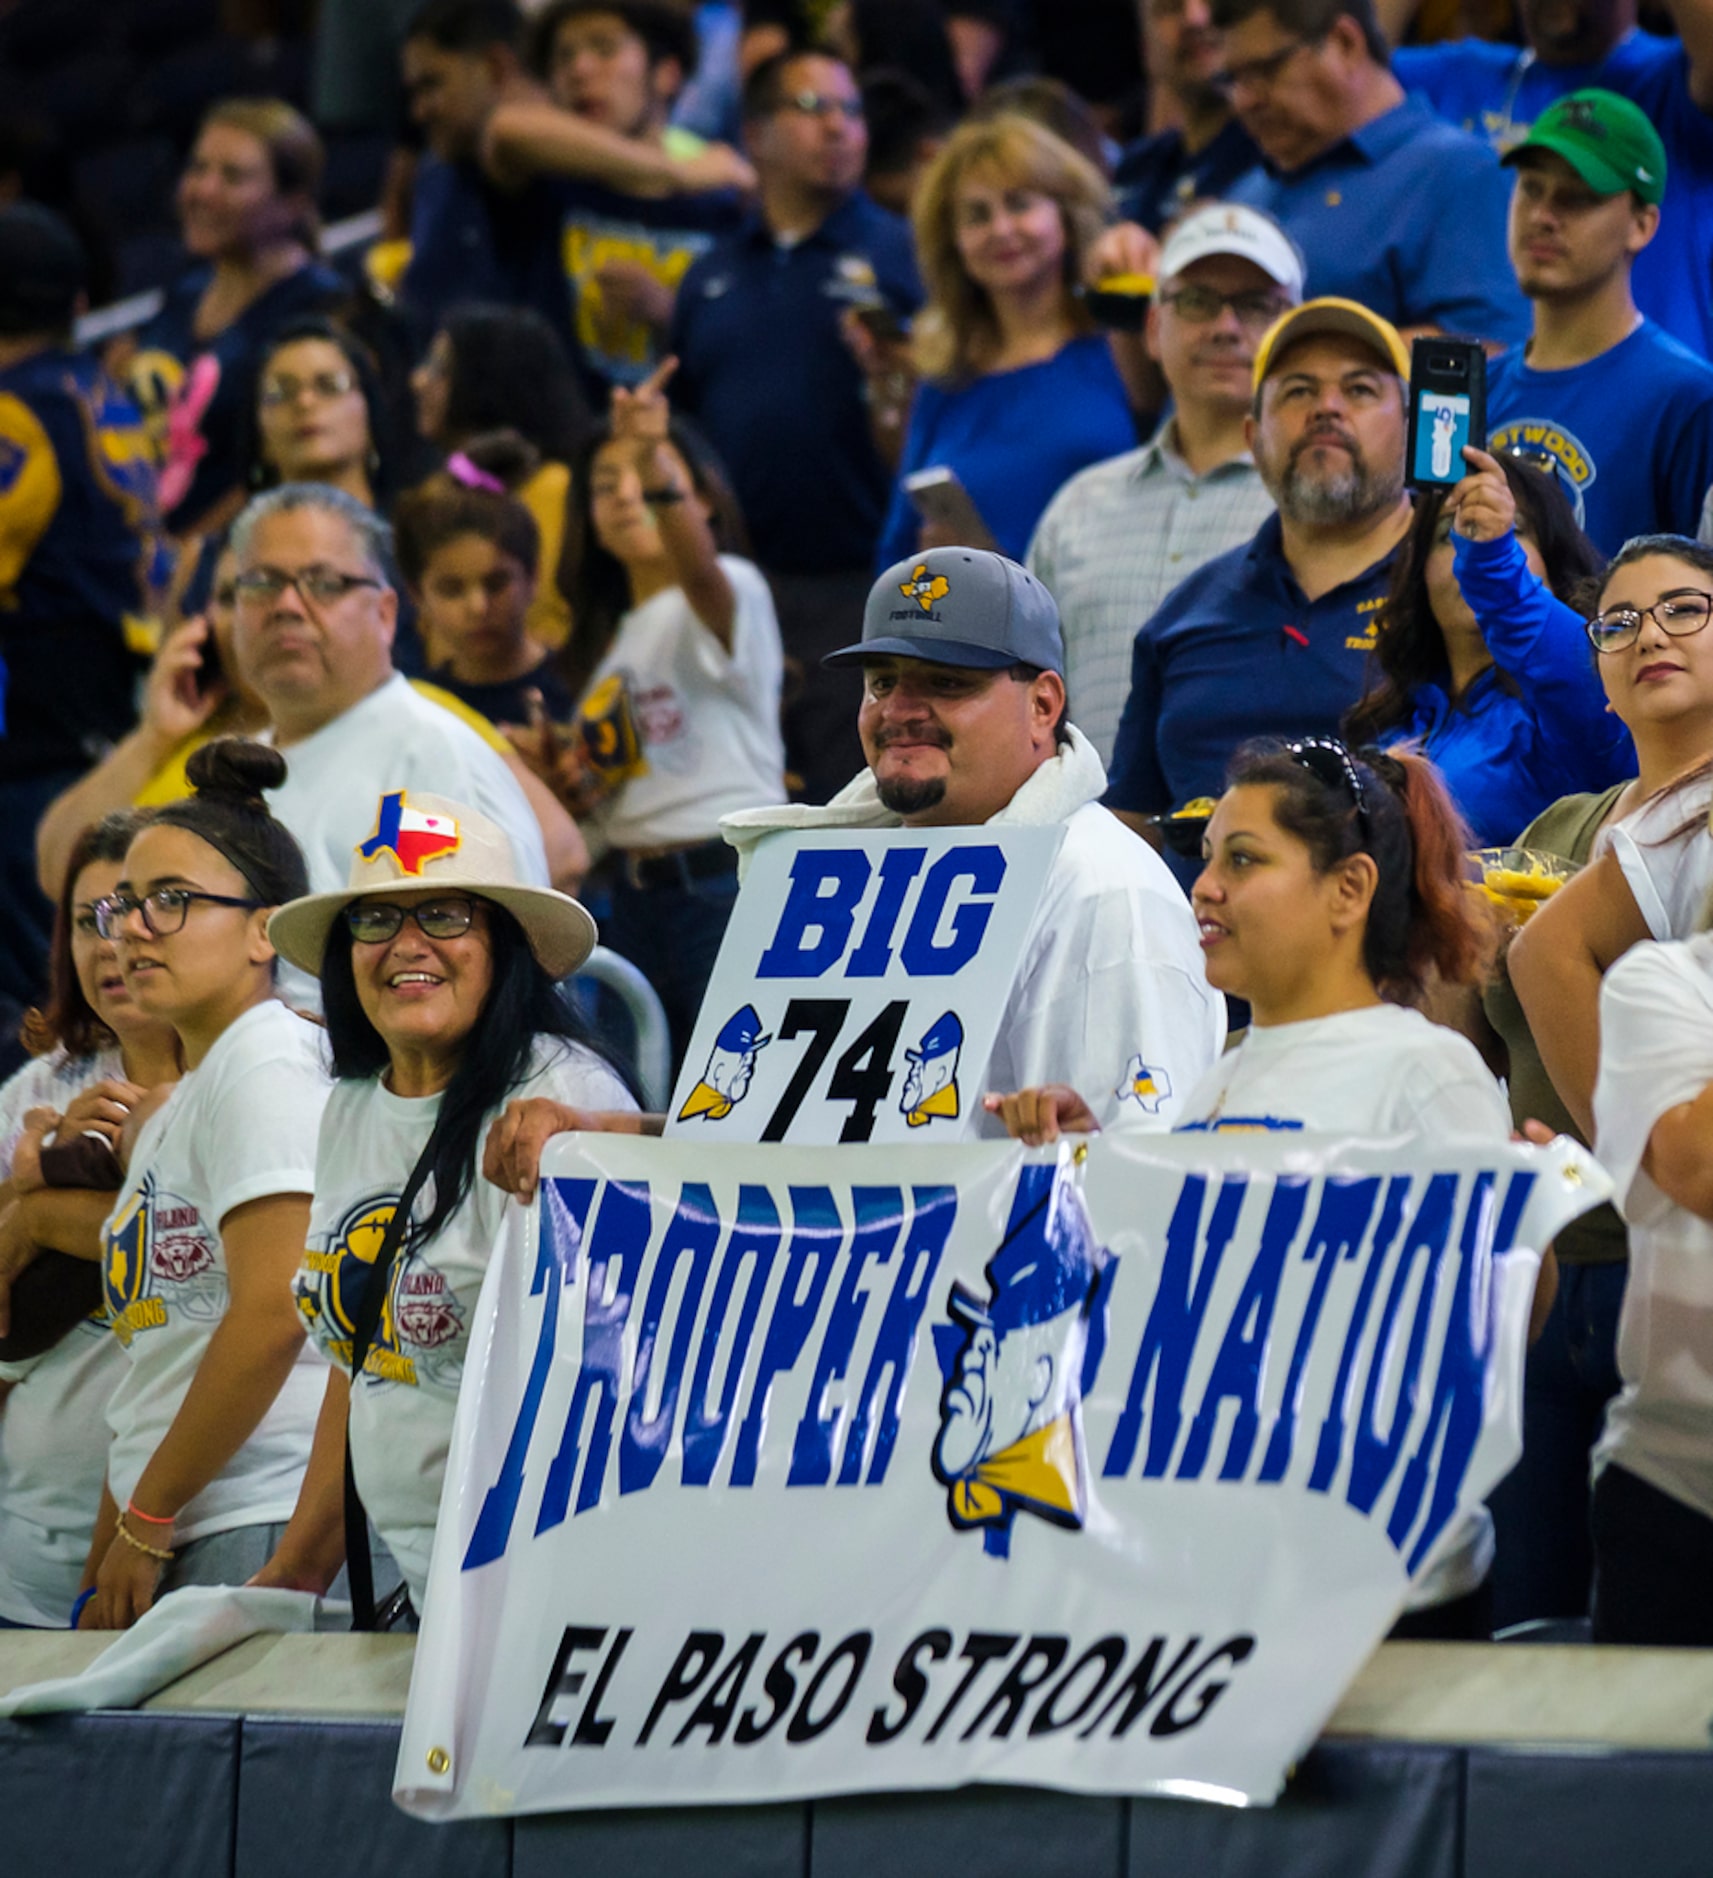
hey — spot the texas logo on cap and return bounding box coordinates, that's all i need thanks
[899,563,950,613]
[358,791,461,876]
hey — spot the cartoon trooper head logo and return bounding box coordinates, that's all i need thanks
[900,563,951,612]
[677,1003,772,1121]
[901,1010,963,1127]
[931,1164,1113,1557]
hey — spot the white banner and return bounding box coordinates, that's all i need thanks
[397,1130,1607,1819]
[666,827,1062,1143]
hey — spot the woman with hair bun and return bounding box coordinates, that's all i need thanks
[988,737,1520,1636]
[75,740,330,1628]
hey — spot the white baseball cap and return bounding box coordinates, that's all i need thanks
[1158,203,1305,301]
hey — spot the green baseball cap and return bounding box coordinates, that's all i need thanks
[1502,88,1667,205]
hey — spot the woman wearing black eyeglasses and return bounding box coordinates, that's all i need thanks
[989,738,1521,1636]
[75,740,329,1629]
[251,792,633,1621]
[1496,535,1713,1631]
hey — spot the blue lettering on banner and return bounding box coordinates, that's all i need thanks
[464,1162,1537,1578]
[757,852,871,978]
[754,844,1009,980]
[897,847,1005,976]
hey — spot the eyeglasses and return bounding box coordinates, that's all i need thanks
[1586,590,1713,654]
[1213,37,1310,93]
[344,898,479,945]
[1284,735,1370,831]
[260,369,356,407]
[781,90,864,121]
[1159,285,1292,327]
[94,886,263,939]
[233,565,384,607]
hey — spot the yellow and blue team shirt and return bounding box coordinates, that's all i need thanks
[550,152,743,392]
[124,259,345,532]
[0,346,168,778]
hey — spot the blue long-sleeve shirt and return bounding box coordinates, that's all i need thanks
[1379,530,1635,846]
[876,335,1137,569]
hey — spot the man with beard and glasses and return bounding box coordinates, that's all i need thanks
[1392,0,1713,358]
[1105,298,1412,885]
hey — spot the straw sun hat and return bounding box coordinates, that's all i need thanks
[268,788,597,980]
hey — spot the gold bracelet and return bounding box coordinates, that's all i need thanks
[115,1513,174,1563]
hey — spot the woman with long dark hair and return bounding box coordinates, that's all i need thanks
[242,316,405,515]
[1345,446,1627,846]
[411,303,594,651]
[254,793,634,1615]
[0,812,181,1626]
[76,741,328,1628]
[517,361,783,1067]
[989,737,1519,1635]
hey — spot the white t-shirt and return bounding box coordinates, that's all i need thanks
[588,557,785,851]
[1599,769,1713,941]
[270,672,551,1008]
[293,1039,635,1606]
[980,799,1225,1135]
[101,1001,330,1543]
[1174,1003,1514,1609]
[0,1048,129,1625]
[1176,1003,1514,1141]
[1592,932,1713,1522]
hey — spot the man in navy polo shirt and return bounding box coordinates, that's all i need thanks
[1486,92,1713,554]
[1393,0,1713,357]
[1106,298,1413,882]
[668,47,921,803]
[1115,0,1263,234]
[1209,0,1529,342]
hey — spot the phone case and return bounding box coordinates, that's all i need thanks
[1406,338,1487,492]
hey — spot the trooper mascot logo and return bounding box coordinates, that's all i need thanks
[932,1165,1113,1557]
[677,1004,773,1121]
[900,1011,963,1127]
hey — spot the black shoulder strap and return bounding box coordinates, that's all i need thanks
[344,1144,436,1631]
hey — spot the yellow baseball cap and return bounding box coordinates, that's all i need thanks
[1251,297,1411,394]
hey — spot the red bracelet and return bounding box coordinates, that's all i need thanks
[126,1500,175,1528]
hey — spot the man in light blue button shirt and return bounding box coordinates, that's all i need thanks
[1210,0,1531,342]
[1028,203,1298,765]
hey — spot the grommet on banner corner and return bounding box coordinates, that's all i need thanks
[1562,1163,1583,1186]
[1074,1141,1089,1165]
[427,1747,451,1775]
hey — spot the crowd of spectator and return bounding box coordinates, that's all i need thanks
[5,0,1713,1660]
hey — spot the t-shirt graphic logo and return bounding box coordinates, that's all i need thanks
[900,564,951,612]
[931,1164,1113,1557]
[1115,1054,1172,1114]
[900,1009,963,1127]
[358,791,461,875]
[677,1003,772,1121]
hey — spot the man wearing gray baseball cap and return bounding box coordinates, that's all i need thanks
[481,545,1225,1187]
[731,545,1226,1133]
